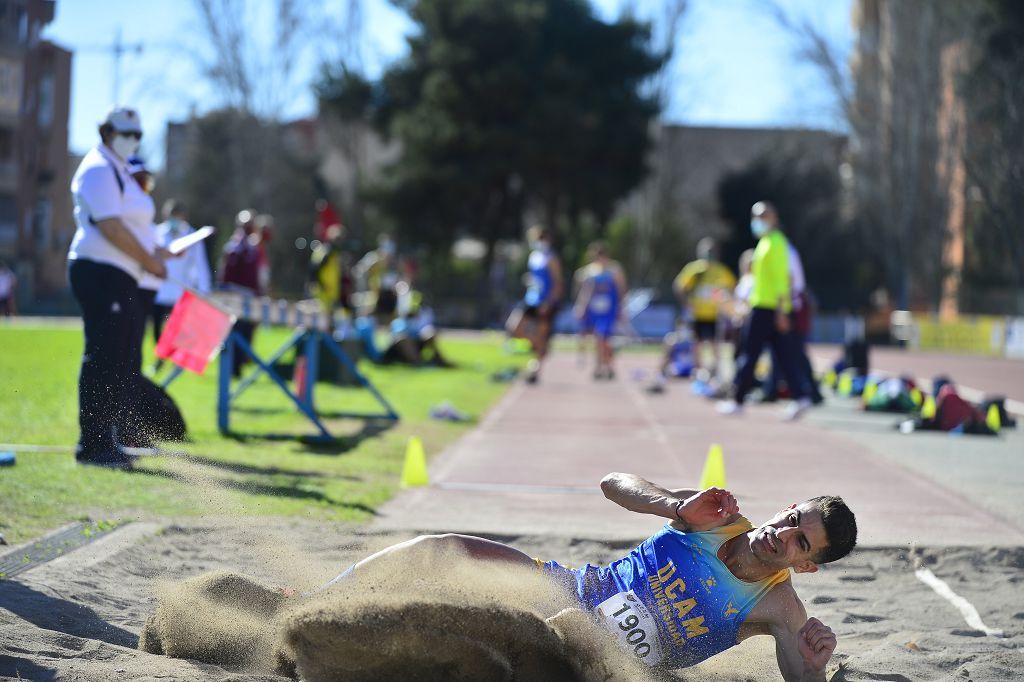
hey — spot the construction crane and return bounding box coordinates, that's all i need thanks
[77,26,143,105]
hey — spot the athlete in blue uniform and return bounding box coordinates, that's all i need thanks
[327,475,856,680]
[574,242,626,380]
[506,225,563,384]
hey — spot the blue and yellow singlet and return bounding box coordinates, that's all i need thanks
[541,518,789,668]
[524,249,554,307]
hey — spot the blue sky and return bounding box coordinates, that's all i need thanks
[43,0,853,168]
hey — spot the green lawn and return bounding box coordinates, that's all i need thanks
[0,323,522,545]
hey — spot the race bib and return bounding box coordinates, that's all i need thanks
[595,590,664,666]
[589,293,612,314]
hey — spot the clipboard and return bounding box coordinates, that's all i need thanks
[167,225,215,256]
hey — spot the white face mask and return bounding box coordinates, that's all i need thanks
[110,133,140,160]
[750,217,769,238]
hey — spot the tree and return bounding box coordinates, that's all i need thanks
[318,0,664,319]
[178,109,320,296]
[961,0,1024,309]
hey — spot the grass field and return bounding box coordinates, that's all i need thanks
[0,323,523,545]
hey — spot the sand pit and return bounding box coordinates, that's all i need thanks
[2,520,1023,681]
[140,539,658,681]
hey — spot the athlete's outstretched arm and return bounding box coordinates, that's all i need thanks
[600,473,739,531]
[760,586,834,682]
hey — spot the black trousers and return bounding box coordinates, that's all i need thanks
[131,288,157,374]
[68,259,142,456]
[152,303,173,346]
[767,319,820,401]
[732,307,809,404]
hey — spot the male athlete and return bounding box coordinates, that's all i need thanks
[323,473,856,680]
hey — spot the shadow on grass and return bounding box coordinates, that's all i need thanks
[220,418,396,456]
[178,454,364,482]
[0,580,138,649]
[131,468,379,516]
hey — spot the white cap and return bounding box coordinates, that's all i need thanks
[102,106,143,133]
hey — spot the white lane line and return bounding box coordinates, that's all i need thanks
[914,568,1005,637]
[436,481,600,495]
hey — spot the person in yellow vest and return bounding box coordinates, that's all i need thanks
[674,237,736,374]
[717,202,812,421]
[310,223,348,316]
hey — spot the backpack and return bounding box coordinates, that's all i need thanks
[915,384,996,435]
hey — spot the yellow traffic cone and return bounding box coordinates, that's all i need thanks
[921,395,937,421]
[837,371,854,397]
[862,380,877,406]
[401,436,429,487]
[911,388,923,407]
[700,443,727,489]
[986,404,1002,432]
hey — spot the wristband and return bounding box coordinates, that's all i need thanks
[673,499,686,521]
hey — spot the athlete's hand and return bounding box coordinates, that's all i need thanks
[676,488,739,530]
[797,618,836,672]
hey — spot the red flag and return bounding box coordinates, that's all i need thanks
[155,291,235,374]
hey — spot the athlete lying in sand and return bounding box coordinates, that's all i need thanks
[318,473,857,681]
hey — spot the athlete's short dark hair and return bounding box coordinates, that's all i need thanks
[807,495,857,564]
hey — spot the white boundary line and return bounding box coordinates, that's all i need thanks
[914,567,1005,637]
[0,443,189,457]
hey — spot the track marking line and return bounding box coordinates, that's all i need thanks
[437,481,600,495]
[914,567,1005,637]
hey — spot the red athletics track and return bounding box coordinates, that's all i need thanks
[374,349,1024,546]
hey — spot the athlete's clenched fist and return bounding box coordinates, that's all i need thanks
[797,617,836,671]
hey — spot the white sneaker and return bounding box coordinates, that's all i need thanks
[716,400,744,416]
[782,398,813,421]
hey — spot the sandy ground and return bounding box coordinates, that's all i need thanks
[3,347,1024,681]
[2,520,1023,681]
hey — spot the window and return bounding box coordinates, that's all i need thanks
[37,71,53,128]
[0,193,16,248]
[33,197,51,250]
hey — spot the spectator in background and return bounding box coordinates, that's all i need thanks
[506,225,564,384]
[574,242,626,380]
[153,199,212,368]
[255,213,274,296]
[717,201,812,421]
[218,209,262,376]
[310,223,353,317]
[354,233,401,325]
[67,106,166,468]
[0,261,16,316]
[674,237,736,375]
[760,243,822,405]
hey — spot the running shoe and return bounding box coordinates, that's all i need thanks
[75,449,134,470]
[716,400,744,416]
[782,398,813,422]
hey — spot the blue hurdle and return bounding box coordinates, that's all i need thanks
[166,290,399,442]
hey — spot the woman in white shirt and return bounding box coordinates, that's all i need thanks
[66,107,165,468]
